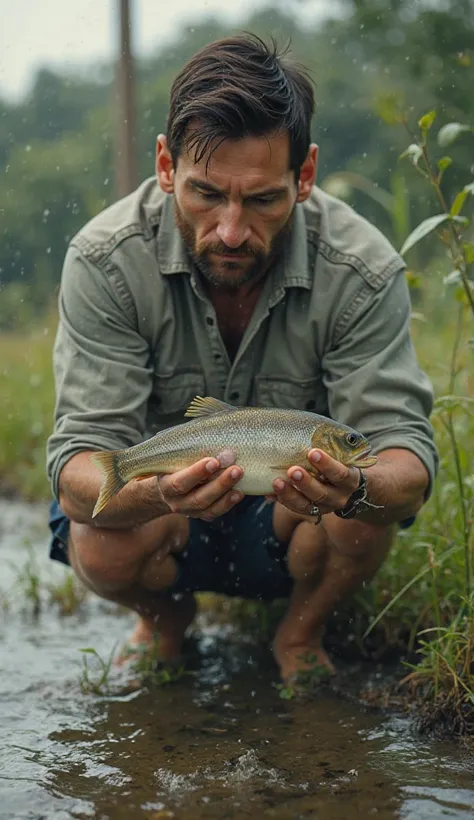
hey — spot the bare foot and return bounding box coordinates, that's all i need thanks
[116,594,197,667]
[273,632,336,685]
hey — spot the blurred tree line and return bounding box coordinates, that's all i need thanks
[0,0,473,329]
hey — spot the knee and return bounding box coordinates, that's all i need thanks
[287,521,327,582]
[326,517,395,559]
[69,522,141,593]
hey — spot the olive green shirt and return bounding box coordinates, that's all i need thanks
[47,177,438,499]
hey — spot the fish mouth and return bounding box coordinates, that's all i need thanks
[351,446,378,468]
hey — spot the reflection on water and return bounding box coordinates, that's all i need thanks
[1,500,473,820]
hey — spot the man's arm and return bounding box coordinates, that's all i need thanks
[59,449,244,529]
[271,268,437,523]
[47,244,154,505]
[58,452,169,528]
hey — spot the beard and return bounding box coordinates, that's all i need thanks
[174,201,294,290]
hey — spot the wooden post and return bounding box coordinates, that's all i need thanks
[115,0,137,197]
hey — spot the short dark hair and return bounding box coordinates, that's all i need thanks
[166,34,314,177]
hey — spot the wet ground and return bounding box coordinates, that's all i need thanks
[1,500,474,820]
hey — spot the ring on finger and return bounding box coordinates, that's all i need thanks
[308,502,321,524]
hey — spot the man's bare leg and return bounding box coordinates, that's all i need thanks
[68,512,195,663]
[272,505,395,682]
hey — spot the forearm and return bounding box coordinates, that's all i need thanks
[58,451,170,529]
[358,448,430,525]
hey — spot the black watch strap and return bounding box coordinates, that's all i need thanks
[334,469,371,520]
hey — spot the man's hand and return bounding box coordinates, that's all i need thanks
[270,447,429,525]
[270,448,361,521]
[158,449,244,521]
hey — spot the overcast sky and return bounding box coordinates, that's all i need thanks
[0,0,331,102]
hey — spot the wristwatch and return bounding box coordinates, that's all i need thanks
[334,468,381,519]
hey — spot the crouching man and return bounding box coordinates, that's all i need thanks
[47,35,437,683]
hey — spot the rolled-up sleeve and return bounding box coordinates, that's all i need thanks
[322,269,438,494]
[46,245,153,499]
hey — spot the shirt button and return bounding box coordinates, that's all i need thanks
[229,391,240,401]
[214,353,221,361]
[206,316,214,326]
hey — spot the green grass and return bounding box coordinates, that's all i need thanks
[0,312,56,499]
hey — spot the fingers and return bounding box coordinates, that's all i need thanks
[308,449,360,491]
[159,451,244,518]
[163,450,237,497]
[199,488,244,521]
[272,461,356,519]
[273,475,330,519]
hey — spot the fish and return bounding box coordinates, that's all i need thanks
[90,395,378,518]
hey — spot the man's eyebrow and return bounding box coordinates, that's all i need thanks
[187,179,222,194]
[187,179,289,197]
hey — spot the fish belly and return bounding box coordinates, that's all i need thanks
[232,465,286,496]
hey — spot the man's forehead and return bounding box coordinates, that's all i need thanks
[179,132,292,180]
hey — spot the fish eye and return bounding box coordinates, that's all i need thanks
[346,432,359,447]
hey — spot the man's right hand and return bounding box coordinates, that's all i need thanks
[157,449,244,521]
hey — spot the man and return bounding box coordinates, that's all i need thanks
[47,34,437,683]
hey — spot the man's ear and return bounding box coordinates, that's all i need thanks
[296,144,318,203]
[156,134,174,193]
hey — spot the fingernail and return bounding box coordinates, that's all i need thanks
[274,478,285,492]
[292,470,303,481]
[230,467,242,480]
[310,450,321,463]
[230,491,242,503]
[206,459,219,473]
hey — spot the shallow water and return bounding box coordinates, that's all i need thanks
[1,500,473,820]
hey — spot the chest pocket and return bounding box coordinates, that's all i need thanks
[147,369,206,433]
[256,375,329,415]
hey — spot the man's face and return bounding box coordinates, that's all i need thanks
[157,131,316,289]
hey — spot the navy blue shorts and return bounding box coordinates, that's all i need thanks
[48,500,416,602]
[48,496,293,601]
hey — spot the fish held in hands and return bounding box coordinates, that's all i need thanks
[90,396,377,518]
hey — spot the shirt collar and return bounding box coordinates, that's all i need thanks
[157,193,315,290]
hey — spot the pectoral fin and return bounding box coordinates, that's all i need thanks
[185,395,234,418]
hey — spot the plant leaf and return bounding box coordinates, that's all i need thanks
[437,156,452,172]
[437,122,473,148]
[374,93,405,125]
[443,270,461,285]
[418,110,436,131]
[451,189,469,216]
[400,214,451,256]
[464,242,474,263]
[400,143,423,168]
[453,215,469,227]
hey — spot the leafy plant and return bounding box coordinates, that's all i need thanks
[367,103,474,732]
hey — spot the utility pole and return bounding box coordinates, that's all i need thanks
[115,0,137,198]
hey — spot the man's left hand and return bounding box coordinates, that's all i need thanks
[270,448,361,521]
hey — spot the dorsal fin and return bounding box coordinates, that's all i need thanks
[185,395,234,418]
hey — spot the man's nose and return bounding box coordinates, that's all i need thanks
[216,204,251,248]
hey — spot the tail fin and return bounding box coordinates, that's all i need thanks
[90,451,126,518]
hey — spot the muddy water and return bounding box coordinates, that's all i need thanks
[1,501,474,820]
